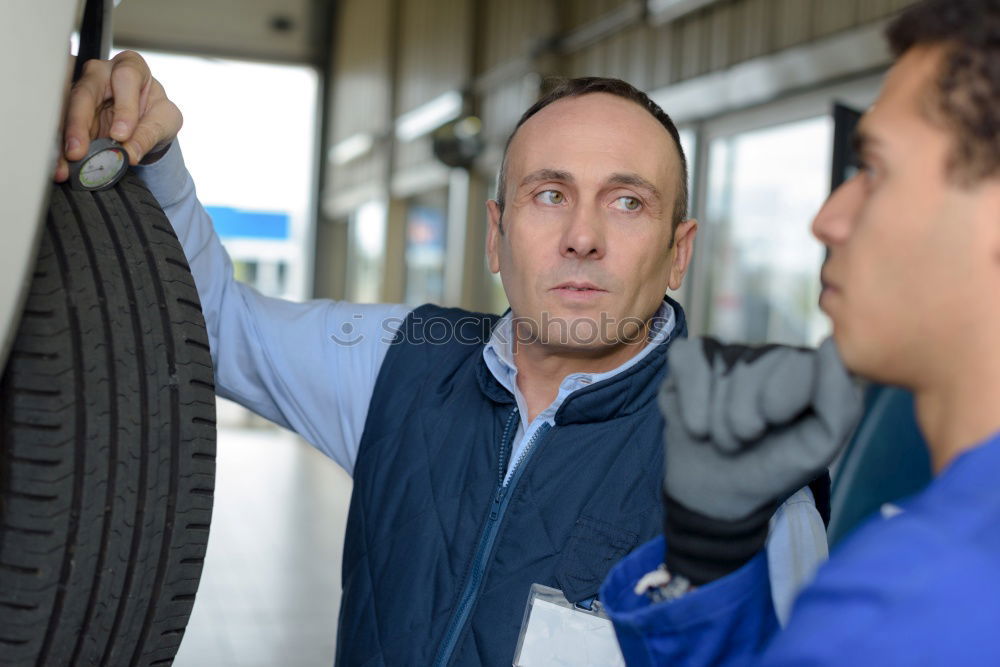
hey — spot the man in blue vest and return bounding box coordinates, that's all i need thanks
[58,61,828,663]
[602,0,1000,663]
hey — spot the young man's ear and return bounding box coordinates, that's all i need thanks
[486,199,502,274]
[668,219,698,291]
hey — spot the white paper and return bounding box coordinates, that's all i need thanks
[515,598,625,667]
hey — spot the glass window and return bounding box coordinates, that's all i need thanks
[678,127,697,214]
[404,189,448,306]
[702,116,832,346]
[122,50,319,301]
[232,260,259,285]
[347,201,388,303]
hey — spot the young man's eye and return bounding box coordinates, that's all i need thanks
[612,196,641,212]
[536,190,565,205]
[849,155,879,183]
[855,160,880,185]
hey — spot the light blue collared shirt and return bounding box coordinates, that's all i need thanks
[483,303,675,485]
[136,142,827,623]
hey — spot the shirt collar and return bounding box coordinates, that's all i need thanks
[482,301,676,399]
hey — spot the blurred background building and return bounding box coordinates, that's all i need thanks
[96,0,918,664]
[112,0,917,345]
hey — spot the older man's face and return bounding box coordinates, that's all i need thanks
[487,93,695,354]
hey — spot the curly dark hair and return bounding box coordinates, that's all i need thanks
[887,0,1000,185]
[495,77,688,241]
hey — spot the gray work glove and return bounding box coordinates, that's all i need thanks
[660,336,862,585]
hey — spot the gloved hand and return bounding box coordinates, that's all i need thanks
[660,337,862,585]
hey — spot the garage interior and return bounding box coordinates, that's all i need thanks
[102,0,918,664]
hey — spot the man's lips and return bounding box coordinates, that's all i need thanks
[549,282,609,304]
[819,272,841,310]
[820,270,840,294]
[550,281,607,293]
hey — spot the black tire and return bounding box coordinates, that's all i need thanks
[0,173,216,666]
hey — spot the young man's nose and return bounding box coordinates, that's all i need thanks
[812,174,864,246]
[560,207,606,260]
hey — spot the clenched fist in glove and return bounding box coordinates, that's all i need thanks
[660,337,862,586]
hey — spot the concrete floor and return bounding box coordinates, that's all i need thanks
[174,424,352,667]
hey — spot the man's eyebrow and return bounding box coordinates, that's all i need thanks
[608,172,662,202]
[519,169,573,188]
[851,130,867,158]
[851,127,883,158]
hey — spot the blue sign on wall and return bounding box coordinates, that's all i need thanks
[206,206,290,240]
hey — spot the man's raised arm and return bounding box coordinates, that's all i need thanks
[57,51,411,474]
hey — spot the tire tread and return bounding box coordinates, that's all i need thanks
[0,173,216,666]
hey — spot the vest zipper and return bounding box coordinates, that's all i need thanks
[432,411,553,667]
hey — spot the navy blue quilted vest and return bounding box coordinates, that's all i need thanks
[335,298,687,666]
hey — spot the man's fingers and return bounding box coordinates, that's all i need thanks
[63,59,111,161]
[758,348,814,425]
[663,338,713,438]
[119,95,181,164]
[725,352,786,442]
[54,156,69,183]
[713,346,812,447]
[60,51,177,168]
[107,54,151,143]
[709,371,743,453]
[122,117,164,165]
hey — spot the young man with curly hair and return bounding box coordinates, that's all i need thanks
[603,0,1000,663]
